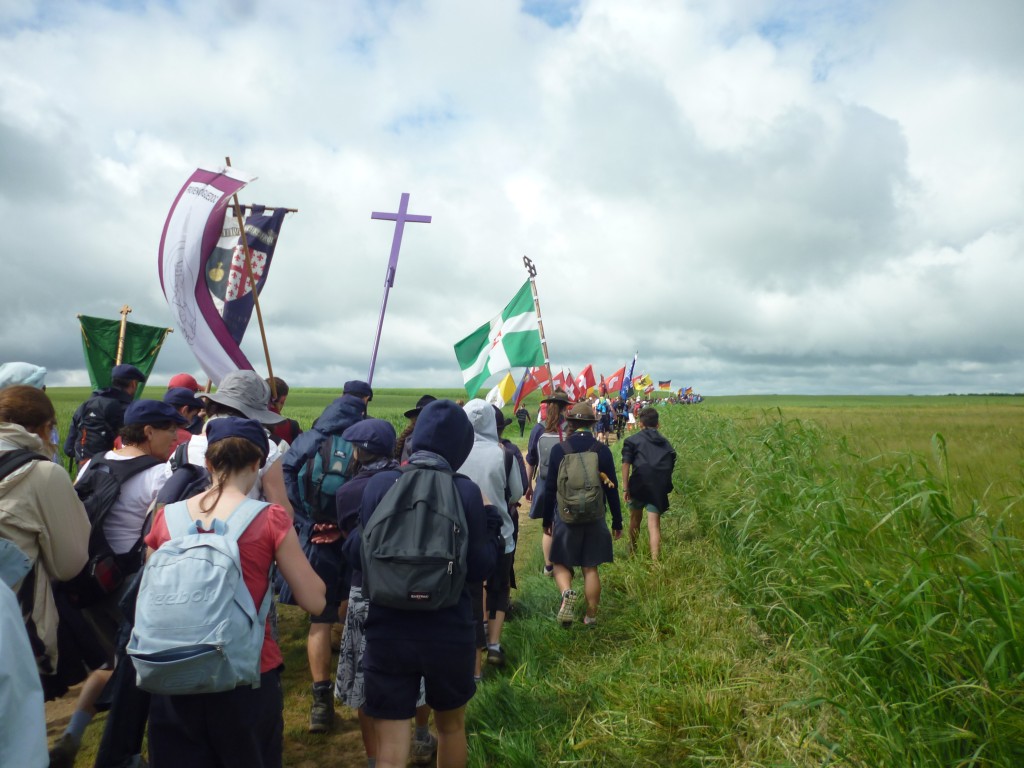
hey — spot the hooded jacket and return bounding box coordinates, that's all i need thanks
[356,399,501,642]
[281,393,366,518]
[460,400,515,554]
[621,427,677,511]
[0,423,90,675]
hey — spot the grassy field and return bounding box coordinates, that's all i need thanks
[42,390,1024,766]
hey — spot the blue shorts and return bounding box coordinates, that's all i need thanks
[362,634,476,720]
[628,501,664,515]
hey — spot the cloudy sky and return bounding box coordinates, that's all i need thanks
[2,0,1022,395]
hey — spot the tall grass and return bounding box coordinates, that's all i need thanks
[681,407,1024,765]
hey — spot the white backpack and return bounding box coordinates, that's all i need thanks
[127,498,271,694]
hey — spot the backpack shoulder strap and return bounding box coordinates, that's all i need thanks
[0,449,44,482]
[223,498,272,543]
[169,441,190,470]
[162,501,195,539]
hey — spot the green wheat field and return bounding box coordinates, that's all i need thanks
[46,389,1024,767]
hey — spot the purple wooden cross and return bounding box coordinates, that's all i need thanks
[371,192,432,287]
[367,192,432,384]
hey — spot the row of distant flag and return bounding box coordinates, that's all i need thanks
[483,365,679,410]
[454,280,692,410]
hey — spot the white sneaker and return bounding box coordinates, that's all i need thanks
[557,589,577,627]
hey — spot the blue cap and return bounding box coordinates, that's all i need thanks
[206,417,269,467]
[342,418,396,458]
[111,364,146,381]
[124,399,188,426]
[163,387,203,408]
[343,380,373,401]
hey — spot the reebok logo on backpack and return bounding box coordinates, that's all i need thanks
[127,498,272,695]
[555,443,605,525]
[361,466,468,611]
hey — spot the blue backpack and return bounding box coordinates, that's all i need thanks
[126,498,272,695]
[297,433,353,524]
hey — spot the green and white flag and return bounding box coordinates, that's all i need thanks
[454,280,544,397]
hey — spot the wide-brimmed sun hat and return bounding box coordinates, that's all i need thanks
[565,401,598,423]
[203,371,284,425]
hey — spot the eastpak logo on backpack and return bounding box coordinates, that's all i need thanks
[360,465,468,611]
[555,442,605,525]
[127,498,272,695]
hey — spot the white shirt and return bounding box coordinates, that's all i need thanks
[75,453,169,554]
[162,417,282,500]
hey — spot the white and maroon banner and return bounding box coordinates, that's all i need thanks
[158,167,256,386]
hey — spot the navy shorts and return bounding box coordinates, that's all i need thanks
[362,634,476,720]
[148,668,283,768]
[307,542,348,624]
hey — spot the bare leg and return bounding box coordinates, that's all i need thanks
[357,708,377,759]
[581,567,601,618]
[542,529,553,570]
[308,622,333,682]
[628,507,643,554]
[553,564,573,595]
[648,511,662,561]
[374,718,412,768]
[434,706,468,768]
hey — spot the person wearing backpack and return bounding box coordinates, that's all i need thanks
[138,417,326,768]
[163,386,204,452]
[525,389,571,577]
[0,386,91,688]
[281,379,370,732]
[354,399,502,768]
[396,394,436,462]
[335,418,437,766]
[63,364,147,466]
[621,407,677,561]
[50,399,186,768]
[541,401,623,628]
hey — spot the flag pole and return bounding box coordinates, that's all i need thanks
[116,304,132,365]
[224,156,277,400]
[522,256,555,393]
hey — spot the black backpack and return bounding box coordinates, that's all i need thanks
[361,465,468,611]
[63,455,162,608]
[155,441,211,505]
[73,395,123,463]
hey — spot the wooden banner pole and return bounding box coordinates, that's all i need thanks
[522,256,555,392]
[225,156,277,400]
[115,304,132,365]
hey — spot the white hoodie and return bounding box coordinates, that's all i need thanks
[460,400,515,554]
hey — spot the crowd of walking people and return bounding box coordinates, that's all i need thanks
[0,364,676,768]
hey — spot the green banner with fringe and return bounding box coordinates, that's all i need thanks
[78,315,171,398]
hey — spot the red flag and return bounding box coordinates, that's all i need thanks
[563,369,577,400]
[551,370,566,391]
[575,365,596,396]
[604,366,626,394]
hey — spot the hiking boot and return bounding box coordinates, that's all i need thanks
[486,646,506,667]
[48,734,80,768]
[409,731,438,765]
[309,685,334,733]
[543,565,554,577]
[557,589,577,627]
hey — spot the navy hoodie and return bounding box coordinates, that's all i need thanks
[281,393,366,519]
[355,399,501,643]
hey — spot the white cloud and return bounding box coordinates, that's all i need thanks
[1,0,1022,396]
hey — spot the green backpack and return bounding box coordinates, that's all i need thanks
[555,442,604,525]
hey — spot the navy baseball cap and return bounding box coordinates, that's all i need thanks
[342,418,396,458]
[163,387,203,409]
[343,380,373,401]
[124,399,188,426]
[111,364,146,381]
[206,417,269,467]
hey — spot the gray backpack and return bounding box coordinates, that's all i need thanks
[555,442,605,525]
[361,466,467,611]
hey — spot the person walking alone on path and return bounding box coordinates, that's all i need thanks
[621,407,677,561]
